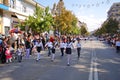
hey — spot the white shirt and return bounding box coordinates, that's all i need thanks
[76,42,81,48]
[35,42,43,47]
[116,41,120,46]
[60,42,65,48]
[35,41,43,50]
[65,42,74,48]
[17,48,23,55]
[45,41,53,48]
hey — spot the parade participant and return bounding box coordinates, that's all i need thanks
[51,42,56,62]
[59,40,65,57]
[45,39,53,56]
[65,37,74,66]
[25,36,31,59]
[76,39,81,59]
[34,39,43,62]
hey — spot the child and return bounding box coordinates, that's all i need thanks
[16,44,24,62]
[51,42,56,62]
[76,39,81,59]
[34,39,43,62]
[5,45,12,63]
[65,37,74,66]
[59,40,65,57]
[45,39,53,56]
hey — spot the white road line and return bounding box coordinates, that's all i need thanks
[94,49,99,80]
[89,58,93,80]
[88,47,94,80]
[89,41,99,80]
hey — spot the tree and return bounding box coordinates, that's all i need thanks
[94,18,119,36]
[19,4,53,33]
[80,25,88,36]
[105,18,119,34]
[52,0,79,35]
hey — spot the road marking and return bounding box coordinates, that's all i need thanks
[89,41,99,80]
[89,57,93,80]
[94,49,98,80]
[89,47,94,80]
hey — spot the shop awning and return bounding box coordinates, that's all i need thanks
[0,4,8,10]
[15,13,26,21]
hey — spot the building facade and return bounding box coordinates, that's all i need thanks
[108,2,120,23]
[0,0,44,35]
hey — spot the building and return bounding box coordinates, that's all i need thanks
[0,0,44,35]
[0,0,9,34]
[108,2,120,23]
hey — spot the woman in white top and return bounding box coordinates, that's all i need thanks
[65,37,74,66]
[76,39,81,59]
[34,39,43,61]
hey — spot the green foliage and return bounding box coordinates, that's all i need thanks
[18,4,53,33]
[94,18,119,36]
[80,25,88,35]
[53,3,79,35]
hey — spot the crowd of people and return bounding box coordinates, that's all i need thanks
[98,34,120,53]
[0,32,82,66]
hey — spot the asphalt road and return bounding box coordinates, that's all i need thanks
[0,40,120,80]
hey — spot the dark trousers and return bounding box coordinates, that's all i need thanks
[1,49,6,63]
[17,55,22,62]
[60,48,64,56]
[116,46,120,53]
[77,47,81,58]
[48,47,51,56]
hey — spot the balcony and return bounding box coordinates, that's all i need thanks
[9,4,34,17]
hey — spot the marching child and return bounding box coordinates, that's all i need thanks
[59,40,65,57]
[45,39,53,56]
[65,37,74,66]
[34,39,43,62]
[51,42,56,62]
[76,39,81,59]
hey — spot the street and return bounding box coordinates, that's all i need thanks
[0,40,120,80]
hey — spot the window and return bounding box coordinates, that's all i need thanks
[10,0,15,8]
[5,26,10,35]
[23,6,26,12]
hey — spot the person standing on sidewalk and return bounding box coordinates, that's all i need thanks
[16,44,24,62]
[5,45,12,63]
[76,39,81,59]
[115,38,120,53]
[65,37,74,66]
[34,39,43,62]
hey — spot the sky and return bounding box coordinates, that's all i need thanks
[35,0,120,32]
